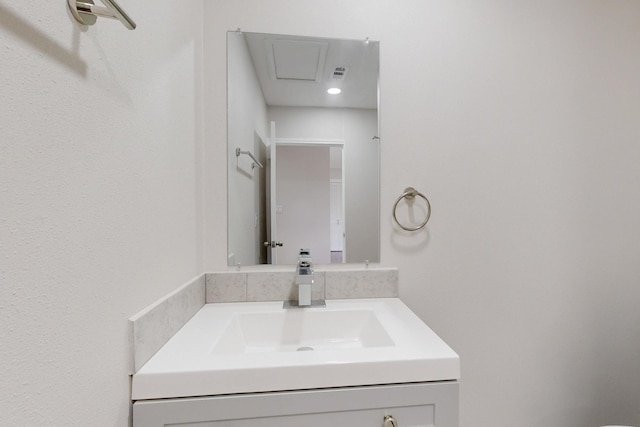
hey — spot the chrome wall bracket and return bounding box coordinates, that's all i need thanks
[236,148,264,169]
[68,0,136,30]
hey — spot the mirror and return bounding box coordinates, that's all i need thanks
[227,31,380,266]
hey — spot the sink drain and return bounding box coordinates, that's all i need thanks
[296,346,314,352]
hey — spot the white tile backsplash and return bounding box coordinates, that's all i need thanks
[206,267,397,303]
[325,268,399,299]
[129,274,205,373]
[244,270,326,302]
[205,271,247,302]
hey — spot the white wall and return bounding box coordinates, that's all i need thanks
[227,31,270,266]
[204,2,640,427]
[1,1,204,425]
[342,108,379,263]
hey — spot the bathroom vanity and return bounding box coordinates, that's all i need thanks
[132,298,460,427]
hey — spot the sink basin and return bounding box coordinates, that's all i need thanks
[132,298,459,400]
[212,309,394,354]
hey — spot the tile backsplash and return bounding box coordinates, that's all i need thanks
[205,267,398,303]
[129,274,205,373]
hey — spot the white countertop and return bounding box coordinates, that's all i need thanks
[132,298,460,400]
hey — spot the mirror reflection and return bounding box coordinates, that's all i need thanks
[228,31,380,266]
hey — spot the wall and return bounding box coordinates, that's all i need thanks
[227,31,270,266]
[0,1,204,426]
[342,108,379,263]
[204,1,640,427]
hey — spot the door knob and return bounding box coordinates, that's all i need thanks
[263,241,284,248]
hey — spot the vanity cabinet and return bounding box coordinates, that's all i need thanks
[133,381,458,427]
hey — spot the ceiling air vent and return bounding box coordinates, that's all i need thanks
[331,66,349,80]
[266,39,328,82]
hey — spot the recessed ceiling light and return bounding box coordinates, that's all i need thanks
[327,88,341,95]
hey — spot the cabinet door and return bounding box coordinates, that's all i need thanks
[170,405,430,426]
[134,382,458,427]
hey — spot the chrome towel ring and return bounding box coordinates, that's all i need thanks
[392,187,431,231]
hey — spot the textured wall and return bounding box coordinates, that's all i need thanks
[0,1,204,425]
[203,1,640,426]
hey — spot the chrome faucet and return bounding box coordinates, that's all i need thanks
[296,249,313,306]
[285,249,325,308]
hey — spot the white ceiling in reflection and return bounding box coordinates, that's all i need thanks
[243,32,379,109]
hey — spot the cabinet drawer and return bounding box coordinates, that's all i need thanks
[133,382,458,427]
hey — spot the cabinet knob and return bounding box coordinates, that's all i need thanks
[384,415,398,427]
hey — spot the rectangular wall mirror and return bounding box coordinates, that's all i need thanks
[227,31,380,266]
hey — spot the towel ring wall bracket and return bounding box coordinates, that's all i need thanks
[69,0,97,26]
[68,0,136,30]
[392,187,432,231]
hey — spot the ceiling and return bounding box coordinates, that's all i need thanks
[243,32,379,110]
